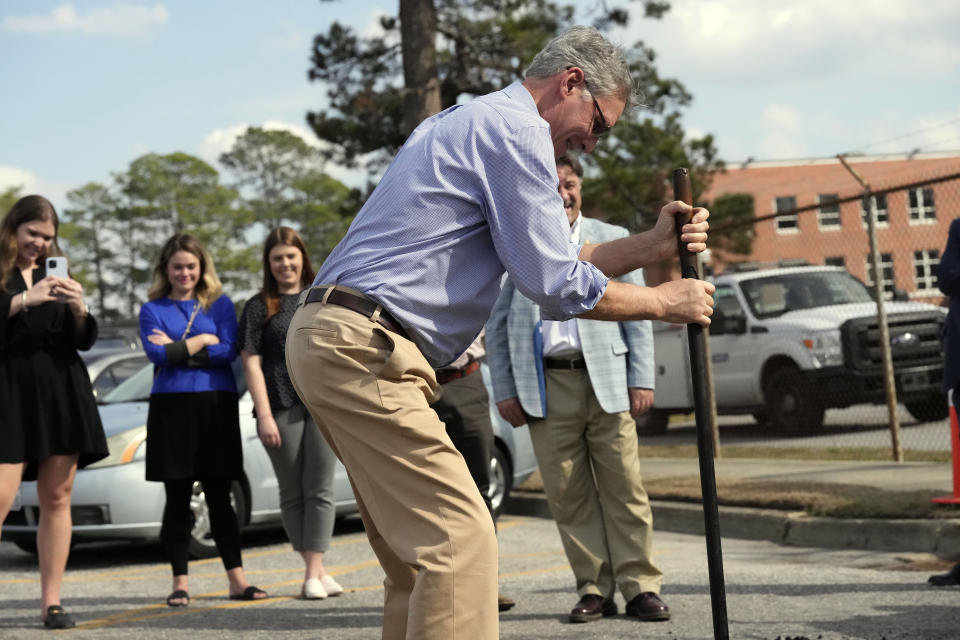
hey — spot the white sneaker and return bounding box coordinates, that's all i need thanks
[302,578,327,600]
[319,575,344,597]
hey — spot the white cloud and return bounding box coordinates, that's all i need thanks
[0,166,71,212]
[0,166,43,194]
[269,19,310,53]
[624,0,960,85]
[763,106,800,135]
[3,2,168,37]
[198,120,321,163]
[360,10,395,42]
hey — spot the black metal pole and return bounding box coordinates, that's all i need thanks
[672,167,729,640]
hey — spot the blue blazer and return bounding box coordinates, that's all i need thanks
[940,218,960,394]
[485,216,654,417]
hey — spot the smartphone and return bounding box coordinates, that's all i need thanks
[46,256,68,279]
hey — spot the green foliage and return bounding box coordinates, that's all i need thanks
[118,152,254,298]
[708,192,756,256]
[580,41,724,235]
[0,185,22,214]
[219,126,360,264]
[289,170,363,263]
[306,0,747,252]
[307,0,581,169]
[55,138,357,320]
[219,127,324,229]
[61,183,122,318]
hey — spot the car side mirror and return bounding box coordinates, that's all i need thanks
[711,306,746,336]
[721,314,746,335]
[893,289,909,302]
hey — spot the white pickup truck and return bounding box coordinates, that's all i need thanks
[638,265,949,433]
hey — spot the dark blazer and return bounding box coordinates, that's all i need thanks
[940,218,960,394]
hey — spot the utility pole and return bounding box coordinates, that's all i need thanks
[837,154,903,462]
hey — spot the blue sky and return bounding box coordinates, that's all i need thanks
[2,1,960,212]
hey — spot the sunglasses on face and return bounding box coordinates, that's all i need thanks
[583,80,611,138]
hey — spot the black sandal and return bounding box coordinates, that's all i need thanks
[166,589,190,607]
[43,605,76,629]
[229,585,268,601]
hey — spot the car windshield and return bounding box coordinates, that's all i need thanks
[100,359,247,404]
[100,362,154,404]
[739,270,874,319]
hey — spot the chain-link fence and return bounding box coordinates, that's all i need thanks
[644,159,959,461]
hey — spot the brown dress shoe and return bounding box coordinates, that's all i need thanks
[626,592,671,621]
[498,592,516,612]
[569,594,617,623]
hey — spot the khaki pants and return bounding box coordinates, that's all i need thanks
[529,368,663,602]
[286,301,498,640]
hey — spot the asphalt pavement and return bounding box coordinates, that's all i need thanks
[4,452,960,638]
[3,501,959,640]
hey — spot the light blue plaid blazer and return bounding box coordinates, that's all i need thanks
[485,217,654,417]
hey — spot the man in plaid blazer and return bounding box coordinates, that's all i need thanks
[485,154,669,625]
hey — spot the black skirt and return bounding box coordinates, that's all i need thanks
[0,295,107,481]
[145,391,242,482]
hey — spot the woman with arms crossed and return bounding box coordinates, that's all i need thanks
[0,195,107,629]
[239,227,343,599]
[140,233,267,607]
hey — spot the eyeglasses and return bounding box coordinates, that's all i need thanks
[583,80,611,138]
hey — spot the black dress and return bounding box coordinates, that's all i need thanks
[0,266,107,480]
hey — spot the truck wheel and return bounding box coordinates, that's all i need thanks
[905,395,949,423]
[636,409,669,436]
[764,368,825,432]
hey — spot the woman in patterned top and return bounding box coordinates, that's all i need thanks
[238,227,343,600]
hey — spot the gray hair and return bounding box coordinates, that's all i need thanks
[525,25,639,112]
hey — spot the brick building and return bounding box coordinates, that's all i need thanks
[700,151,960,305]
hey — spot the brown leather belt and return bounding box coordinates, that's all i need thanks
[544,356,587,370]
[435,359,480,385]
[304,286,409,340]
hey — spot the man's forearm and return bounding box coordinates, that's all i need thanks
[579,278,715,326]
[578,232,663,279]
[579,281,662,321]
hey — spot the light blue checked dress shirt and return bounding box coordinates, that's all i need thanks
[314,81,608,367]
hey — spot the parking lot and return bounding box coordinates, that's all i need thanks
[3,497,958,639]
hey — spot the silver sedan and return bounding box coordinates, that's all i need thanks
[3,361,537,558]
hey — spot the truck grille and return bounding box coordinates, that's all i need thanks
[842,311,945,370]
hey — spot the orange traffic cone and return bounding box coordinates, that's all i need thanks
[933,389,960,504]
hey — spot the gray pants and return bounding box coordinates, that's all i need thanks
[267,404,337,552]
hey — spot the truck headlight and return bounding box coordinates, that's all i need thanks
[803,331,843,368]
[86,426,147,469]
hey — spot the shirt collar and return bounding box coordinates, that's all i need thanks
[569,212,582,244]
[504,81,539,116]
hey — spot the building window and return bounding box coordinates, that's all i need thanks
[775,196,798,234]
[864,253,895,298]
[909,187,936,223]
[914,249,940,292]
[825,256,845,267]
[860,193,889,227]
[817,193,841,229]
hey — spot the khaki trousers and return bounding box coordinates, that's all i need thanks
[529,368,663,601]
[286,301,498,640]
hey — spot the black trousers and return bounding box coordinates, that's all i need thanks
[161,478,242,576]
[433,369,496,521]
